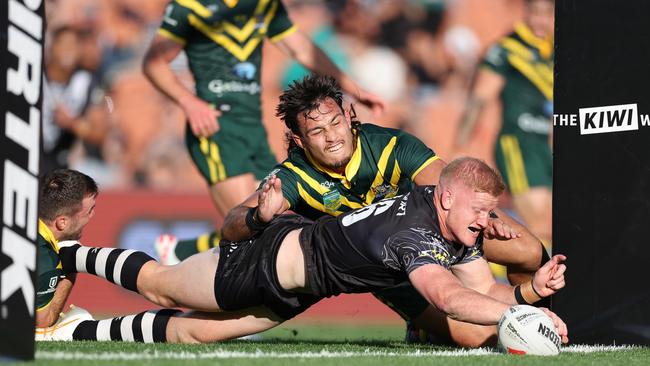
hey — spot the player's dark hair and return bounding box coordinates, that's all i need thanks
[39,169,98,221]
[277,74,360,151]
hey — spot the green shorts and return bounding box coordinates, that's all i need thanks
[373,282,430,321]
[186,120,277,185]
[495,134,552,194]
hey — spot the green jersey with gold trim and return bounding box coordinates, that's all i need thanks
[36,220,65,310]
[158,0,295,125]
[262,123,439,220]
[481,23,554,141]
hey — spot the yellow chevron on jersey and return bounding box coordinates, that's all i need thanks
[186,0,279,61]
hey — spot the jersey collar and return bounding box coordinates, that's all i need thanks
[514,22,553,60]
[305,134,362,189]
[38,219,60,254]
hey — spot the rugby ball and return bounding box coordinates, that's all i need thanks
[497,305,561,356]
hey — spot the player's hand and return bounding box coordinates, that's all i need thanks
[355,89,386,117]
[532,254,567,297]
[257,175,286,223]
[483,216,521,240]
[180,95,221,137]
[539,307,569,344]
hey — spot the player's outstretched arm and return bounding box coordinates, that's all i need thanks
[273,31,386,116]
[142,35,220,137]
[409,263,509,325]
[221,175,289,242]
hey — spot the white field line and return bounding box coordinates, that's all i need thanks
[36,345,634,360]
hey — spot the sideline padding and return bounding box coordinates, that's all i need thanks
[553,1,650,345]
[0,0,44,361]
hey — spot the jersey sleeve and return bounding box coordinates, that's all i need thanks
[393,130,438,181]
[35,244,63,311]
[480,43,509,76]
[389,228,455,274]
[456,236,484,265]
[258,164,300,210]
[267,0,297,42]
[158,0,193,45]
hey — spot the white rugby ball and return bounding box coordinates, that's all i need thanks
[497,305,561,356]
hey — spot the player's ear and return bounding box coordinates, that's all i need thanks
[344,104,354,127]
[441,189,453,210]
[54,215,69,231]
[292,133,304,149]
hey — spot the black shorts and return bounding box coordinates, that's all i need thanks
[214,215,321,320]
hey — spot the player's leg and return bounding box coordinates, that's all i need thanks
[410,305,497,347]
[511,187,552,245]
[495,135,553,244]
[57,241,222,311]
[376,283,496,347]
[167,307,283,343]
[158,130,260,264]
[37,306,282,343]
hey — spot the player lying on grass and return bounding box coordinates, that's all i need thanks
[35,169,98,327]
[36,157,568,346]
[165,74,551,344]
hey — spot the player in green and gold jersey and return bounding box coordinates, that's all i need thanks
[458,0,554,245]
[35,169,98,327]
[143,0,384,263]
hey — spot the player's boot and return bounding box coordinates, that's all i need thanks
[35,305,94,341]
[404,321,440,344]
[154,234,180,265]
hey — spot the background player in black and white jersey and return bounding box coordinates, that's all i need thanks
[37,157,567,346]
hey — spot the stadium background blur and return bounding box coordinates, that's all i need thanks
[45,0,534,321]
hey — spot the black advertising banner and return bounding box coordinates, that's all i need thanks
[0,0,44,361]
[554,0,650,345]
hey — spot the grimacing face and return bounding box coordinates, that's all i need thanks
[295,98,355,173]
[525,0,555,39]
[444,185,499,247]
[59,194,96,241]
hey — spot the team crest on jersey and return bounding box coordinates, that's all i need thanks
[371,184,398,200]
[322,190,342,213]
[233,62,257,80]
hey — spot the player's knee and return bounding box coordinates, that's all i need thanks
[453,327,497,348]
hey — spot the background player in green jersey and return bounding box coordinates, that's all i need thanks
[143,0,385,263]
[35,169,98,327]
[457,0,554,245]
[220,74,549,346]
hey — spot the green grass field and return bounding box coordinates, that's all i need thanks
[23,323,649,366]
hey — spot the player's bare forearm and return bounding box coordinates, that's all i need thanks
[221,204,258,242]
[35,274,76,327]
[142,54,194,106]
[410,264,509,325]
[274,32,384,113]
[142,36,195,106]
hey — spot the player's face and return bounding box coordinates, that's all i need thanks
[525,0,555,39]
[60,194,96,241]
[446,186,498,247]
[295,98,355,173]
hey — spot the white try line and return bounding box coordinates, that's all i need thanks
[36,345,634,360]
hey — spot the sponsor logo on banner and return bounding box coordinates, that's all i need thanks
[2,0,43,360]
[554,103,650,135]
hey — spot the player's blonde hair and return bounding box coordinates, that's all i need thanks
[439,157,505,197]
